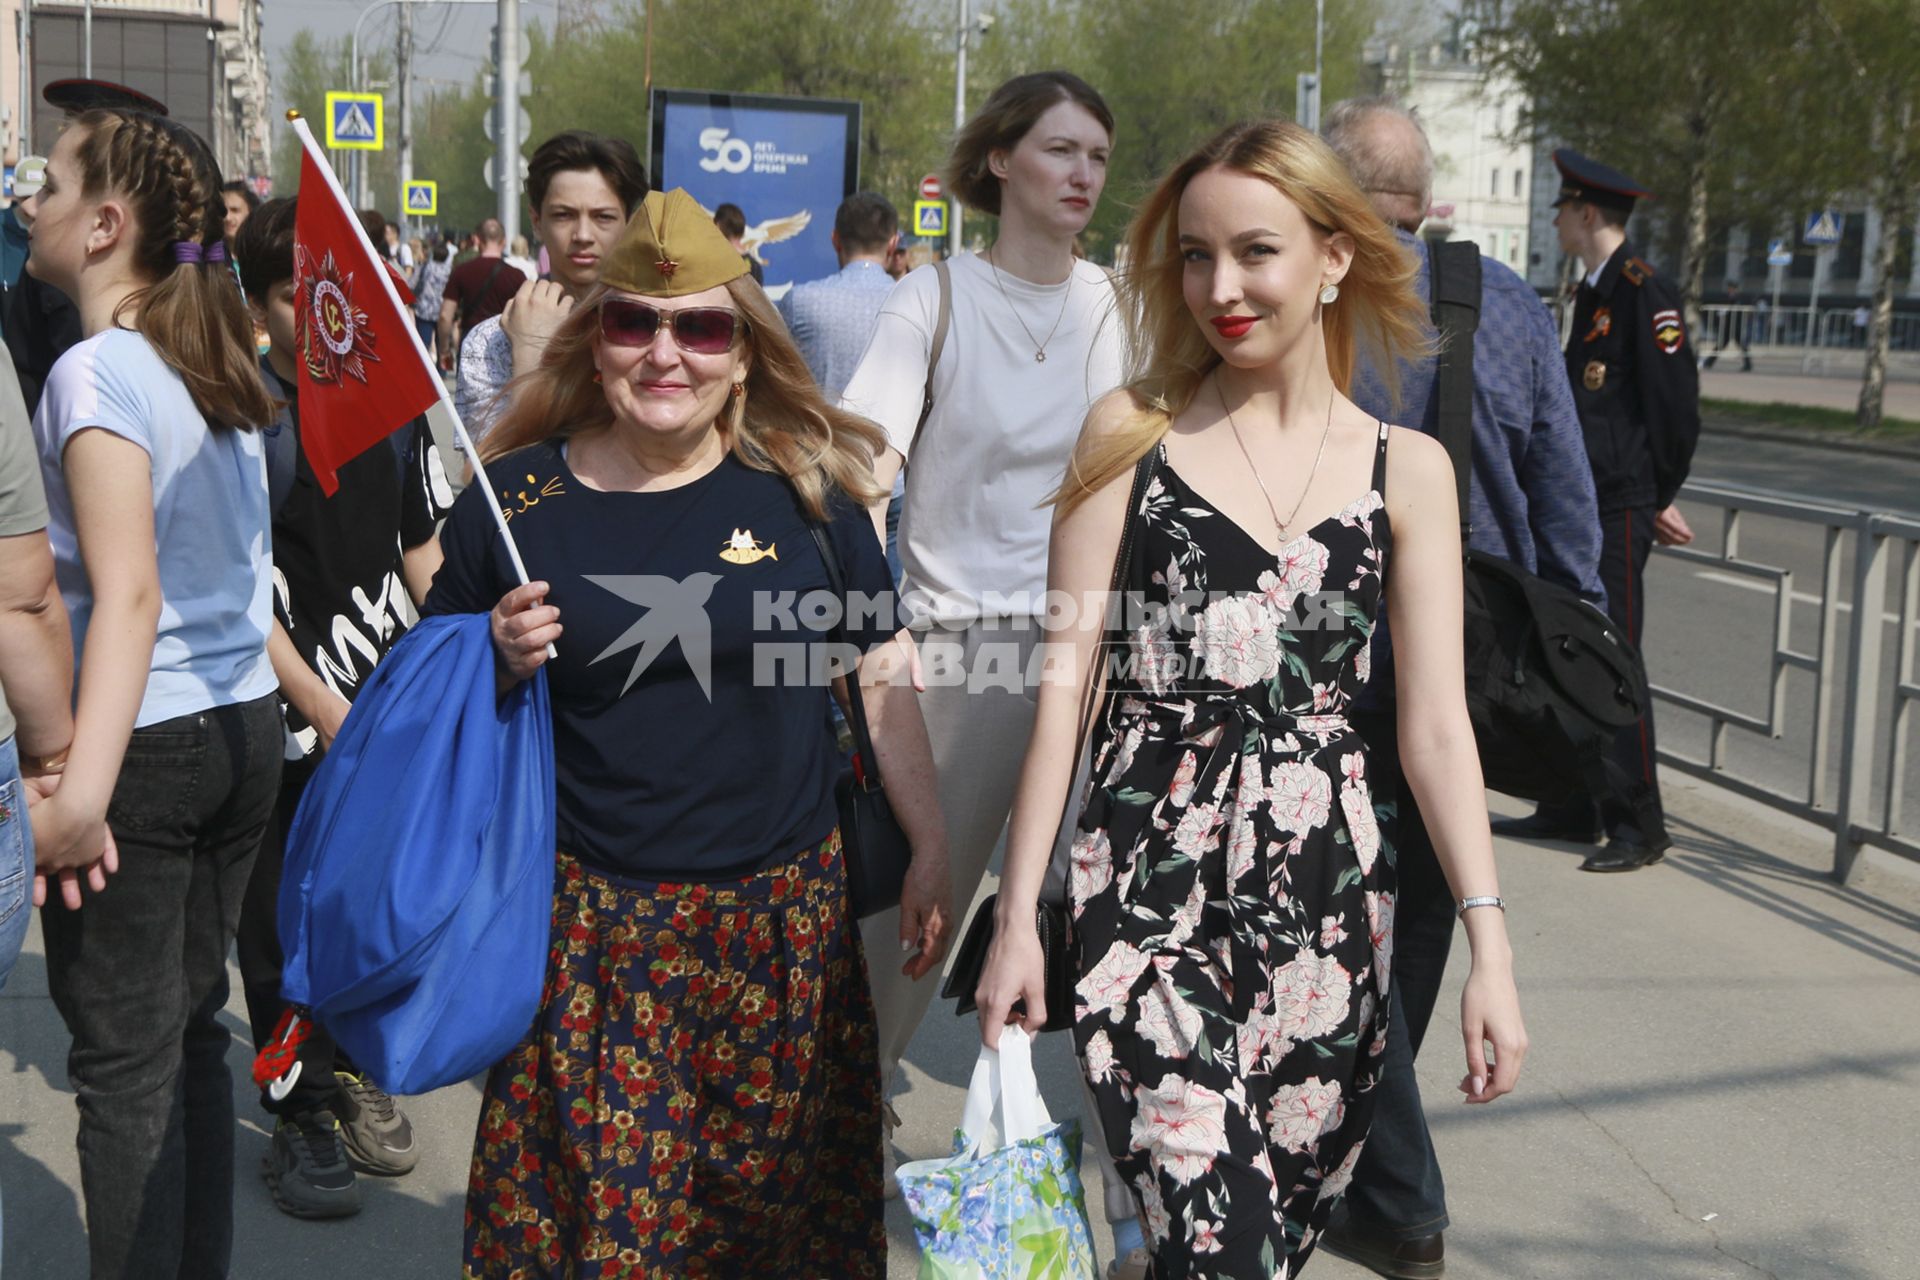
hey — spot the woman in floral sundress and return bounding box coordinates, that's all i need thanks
[976,119,1529,1278]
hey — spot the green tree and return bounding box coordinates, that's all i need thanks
[1486,0,1810,322]
[972,0,1380,257]
[397,0,1377,262]
[1806,0,1920,430]
[272,31,403,218]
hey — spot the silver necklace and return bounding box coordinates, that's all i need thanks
[985,246,1073,363]
[1218,373,1337,542]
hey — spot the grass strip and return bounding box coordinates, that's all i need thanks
[1701,397,1920,436]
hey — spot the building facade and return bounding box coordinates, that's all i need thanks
[1366,18,1533,273]
[4,0,270,190]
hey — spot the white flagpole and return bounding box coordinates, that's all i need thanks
[288,112,540,599]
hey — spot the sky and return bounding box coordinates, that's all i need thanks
[261,0,563,112]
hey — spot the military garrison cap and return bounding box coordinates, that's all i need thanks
[601,189,750,297]
[43,78,168,116]
[1551,149,1650,213]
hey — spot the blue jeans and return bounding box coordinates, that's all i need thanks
[41,695,283,1280]
[0,734,30,995]
[0,740,25,1280]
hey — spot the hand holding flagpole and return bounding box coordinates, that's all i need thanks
[286,111,553,656]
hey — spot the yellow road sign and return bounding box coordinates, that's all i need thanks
[325,91,384,151]
[404,180,438,216]
[913,199,948,238]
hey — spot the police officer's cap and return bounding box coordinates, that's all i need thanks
[43,78,169,117]
[1551,149,1650,214]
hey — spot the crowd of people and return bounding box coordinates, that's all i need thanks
[0,56,1708,1280]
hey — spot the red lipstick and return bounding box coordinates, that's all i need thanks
[1210,315,1256,338]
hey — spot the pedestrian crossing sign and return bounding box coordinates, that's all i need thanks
[405,181,438,216]
[913,199,948,238]
[325,92,384,151]
[1802,209,1841,247]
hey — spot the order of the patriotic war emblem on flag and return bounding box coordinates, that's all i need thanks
[297,248,383,386]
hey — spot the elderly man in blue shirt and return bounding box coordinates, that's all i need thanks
[1323,97,1605,1280]
[779,191,905,578]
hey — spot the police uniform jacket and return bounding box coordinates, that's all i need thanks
[1565,242,1700,513]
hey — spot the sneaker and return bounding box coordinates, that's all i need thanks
[1107,1247,1150,1280]
[335,1071,420,1176]
[882,1099,903,1201]
[263,1109,361,1219]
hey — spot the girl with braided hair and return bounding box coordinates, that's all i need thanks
[23,107,282,1278]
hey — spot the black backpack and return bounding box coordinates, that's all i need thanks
[1428,242,1661,841]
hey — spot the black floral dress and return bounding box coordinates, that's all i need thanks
[1070,423,1398,1278]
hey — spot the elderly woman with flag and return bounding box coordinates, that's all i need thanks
[423,189,951,1277]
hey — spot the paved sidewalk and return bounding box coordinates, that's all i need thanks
[1701,368,1920,422]
[4,771,1917,1278]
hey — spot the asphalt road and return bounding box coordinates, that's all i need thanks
[1644,428,1920,867]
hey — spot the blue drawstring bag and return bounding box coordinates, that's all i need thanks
[278,612,555,1096]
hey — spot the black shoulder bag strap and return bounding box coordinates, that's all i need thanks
[905,257,953,460]
[1428,240,1482,546]
[804,517,882,786]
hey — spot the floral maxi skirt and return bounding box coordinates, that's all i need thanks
[463,832,884,1278]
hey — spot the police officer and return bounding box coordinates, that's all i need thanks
[1491,149,1699,872]
[3,79,168,412]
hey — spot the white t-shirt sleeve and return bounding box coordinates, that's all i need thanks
[37,333,156,461]
[838,267,936,458]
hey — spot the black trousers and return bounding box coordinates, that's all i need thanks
[235,764,355,1118]
[1596,505,1668,841]
[1342,710,1454,1238]
[42,695,282,1279]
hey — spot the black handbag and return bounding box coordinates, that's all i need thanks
[940,448,1161,1031]
[1428,241,1663,844]
[806,520,913,919]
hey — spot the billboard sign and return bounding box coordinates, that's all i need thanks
[650,90,860,294]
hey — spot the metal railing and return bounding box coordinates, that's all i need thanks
[1697,304,1920,354]
[1654,481,1920,881]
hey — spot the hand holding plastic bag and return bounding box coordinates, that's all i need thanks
[897,1025,1097,1280]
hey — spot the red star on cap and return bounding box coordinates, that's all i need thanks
[656,257,679,280]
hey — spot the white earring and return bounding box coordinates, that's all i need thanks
[1319,283,1341,306]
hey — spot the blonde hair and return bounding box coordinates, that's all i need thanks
[481,277,886,519]
[1057,118,1431,515]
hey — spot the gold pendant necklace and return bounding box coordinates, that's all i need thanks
[1218,373,1336,542]
[985,247,1073,363]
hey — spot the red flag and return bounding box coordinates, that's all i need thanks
[292,141,440,495]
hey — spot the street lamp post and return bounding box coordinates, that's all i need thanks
[350,0,492,212]
[949,1,992,255]
[952,0,968,254]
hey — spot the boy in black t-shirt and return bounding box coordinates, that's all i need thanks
[231,198,454,1219]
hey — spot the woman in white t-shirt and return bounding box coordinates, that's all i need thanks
[838,69,1136,1235]
[23,107,282,1278]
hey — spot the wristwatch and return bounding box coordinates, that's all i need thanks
[1457,895,1505,917]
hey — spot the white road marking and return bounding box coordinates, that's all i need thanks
[1690,569,1903,625]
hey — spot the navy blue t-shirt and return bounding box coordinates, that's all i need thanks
[424,441,904,879]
